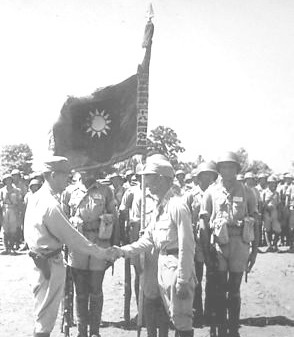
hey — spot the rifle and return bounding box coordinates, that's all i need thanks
[60,246,74,337]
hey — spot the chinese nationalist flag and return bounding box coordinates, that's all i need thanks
[49,18,154,169]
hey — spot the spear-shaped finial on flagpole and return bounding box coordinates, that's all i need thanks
[142,2,154,48]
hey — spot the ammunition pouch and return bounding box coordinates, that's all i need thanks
[29,248,62,280]
[98,214,114,240]
[212,217,229,245]
[242,216,255,243]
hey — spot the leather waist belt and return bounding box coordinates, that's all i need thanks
[161,248,179,255]
[29,247,62,259]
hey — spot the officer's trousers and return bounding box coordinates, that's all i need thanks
[29,254,66,334]
[157,254,195,331]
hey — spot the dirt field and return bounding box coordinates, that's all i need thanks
[0,240,294,337]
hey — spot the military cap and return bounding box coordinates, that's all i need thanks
[244,172,255,180]
[216,151,241,172]
[41,156,71,173]
[236,174,244,181]
[29,179,41,187]
[11,169,20,176]
[108,172,121,180]
[196,161,218,178]
[142,154,174,178]
[175,169,185,176]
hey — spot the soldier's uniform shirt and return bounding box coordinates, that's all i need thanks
[68,182,118,271]
[200,179,257,273]
[287,185,294,229]
[0,185,22,233]
[183,185,206,263]
[24,181,107,333]
[120,189,196,331]
[263,188,281,233]
[111,185,126,209]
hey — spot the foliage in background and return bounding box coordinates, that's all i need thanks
[147,126,185,166]
[0,144,33,177]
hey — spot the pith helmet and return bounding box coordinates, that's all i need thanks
[175,169,185,177]
[11,169,20,175]
[143,154,174,178]
[125,169,134,177]
[267,175,278,183]
[216,151,241,173]
[257,172,268,179]
[184,173,193,182]
[196,161,218,178]
[2,173,12,182]
[244,172,255,180]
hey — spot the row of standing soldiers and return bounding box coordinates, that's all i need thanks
[20,152,292,337]
[0,169,44,254]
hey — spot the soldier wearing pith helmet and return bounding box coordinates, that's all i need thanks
[199,151,259,337]
[113,154,196,337]
[24,156,110,337]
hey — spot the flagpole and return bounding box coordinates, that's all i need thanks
[137,4,154,336]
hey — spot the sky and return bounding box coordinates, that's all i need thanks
[0,0,294,173]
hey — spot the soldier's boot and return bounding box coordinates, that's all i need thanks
[143,297,157,337]
[157,298,169,337]
[1,232,11,254]
[75,295,89,337]
[272,233,280,251]
[228,273,242,337]
[89,292,103,337]
[216,272,228,337]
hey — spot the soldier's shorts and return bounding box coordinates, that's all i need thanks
[263,209,281,233]
[157,254,195,331]
[216,234,250,273]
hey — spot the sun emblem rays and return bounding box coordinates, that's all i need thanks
[86,109,111,138]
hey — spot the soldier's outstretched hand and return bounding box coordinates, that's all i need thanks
[106,246,124,262]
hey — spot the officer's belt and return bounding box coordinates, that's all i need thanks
[29,247,62,260]
[160,248,179,255]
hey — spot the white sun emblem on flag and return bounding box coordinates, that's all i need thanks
[86,109,111,138]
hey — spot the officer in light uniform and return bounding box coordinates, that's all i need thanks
[183,162,218,327]
[112,154,196,337]
[199,152,259,337]
[24,156,110,337]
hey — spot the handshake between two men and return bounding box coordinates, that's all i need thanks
[105,245,125,262]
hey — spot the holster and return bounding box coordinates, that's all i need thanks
[29,251,51,280]
[29,248,62,280]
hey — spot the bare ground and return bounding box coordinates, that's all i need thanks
[0,240,294,337]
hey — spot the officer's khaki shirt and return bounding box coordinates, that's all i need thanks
[24,181,106,259]
[121,189,195,284]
